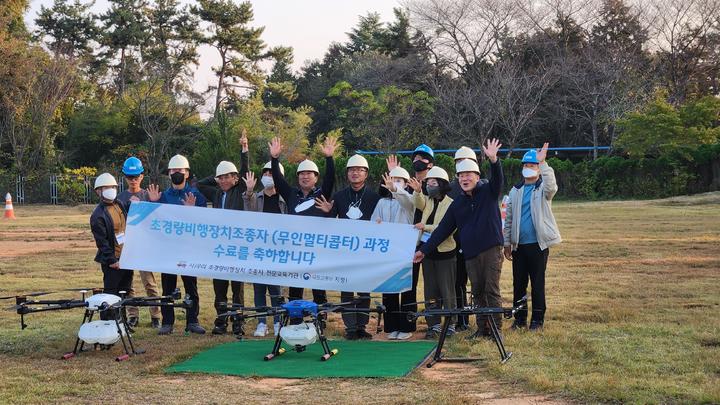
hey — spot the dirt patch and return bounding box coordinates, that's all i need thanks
[0,240,94,258]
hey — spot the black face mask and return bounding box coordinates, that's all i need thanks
[170,172,185,185]
[413,160,429,172]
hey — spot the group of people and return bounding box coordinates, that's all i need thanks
[89,129,561,342]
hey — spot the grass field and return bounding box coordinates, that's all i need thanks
[0,195,719,404]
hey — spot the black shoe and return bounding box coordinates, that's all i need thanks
[151,318,161,329]
[455,323,469,332]
[344,331,358,340]
[186,323,206,334]
[212,325,227,335]
[232,322,245,336]
[529,321,544,331]
[356,329,373,340]
[127,317,139,328]
[511,321,527,330]
[158,324,173,335]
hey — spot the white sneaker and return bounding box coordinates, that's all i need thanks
[273,322,281,337]
[396,332,412,340]
[254,323,267,337]
[387,331,399,340]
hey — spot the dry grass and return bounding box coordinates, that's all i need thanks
[0,196,719,404]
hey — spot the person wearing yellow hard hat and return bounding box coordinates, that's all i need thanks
[407,166,457,338]
[90,173,134,321]
[148,153,208,336]
[242,160,288,337]
[195,128,258,337]
[268,135,338,310]
[321,153,381,340]
[371,164,417,340]
[503,143,561,331]
[414,139,505,340]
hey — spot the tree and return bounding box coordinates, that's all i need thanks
[193,0,270,114]
[35,0,98,62]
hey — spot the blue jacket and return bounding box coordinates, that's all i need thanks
[420,160,504,260]
[158,183,207,207]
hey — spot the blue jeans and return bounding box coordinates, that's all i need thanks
[253,283,282,324]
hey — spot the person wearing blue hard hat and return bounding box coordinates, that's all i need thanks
[503,143,562,331]
[117,156,162,328]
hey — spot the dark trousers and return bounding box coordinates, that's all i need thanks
[287,288,327,325]
[512,243,549,324]
[341,291,371,332]
[422,257,457,327]
[253,284,282,324]
[382,262,420,333]
[213,279,244,327]
[160,273,199,326]
[466,246,504,331]
[101,265,133,321]
[454,251,469,326]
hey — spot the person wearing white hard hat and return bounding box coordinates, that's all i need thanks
[90,173,134,321]
[503,143,561,331]
[148,153,208,336]
[319,153,381,340]
[243,160,288,337]
[407,166,457,338]
[268,135,338,309]
[195,129,258,336]
[371,162,416,340]
[117,157,162,328]
[413,139,505,340]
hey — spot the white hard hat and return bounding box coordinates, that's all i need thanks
[426,166,449,182]
[297,159,319,174]
[346,154,369,169]
[456,159,480,174]
[263,161,285,176]
[168,154,190,170]
[94,173,118,189]
[389,167,410,181]
[454,146,477,161]
[215,161,238,177]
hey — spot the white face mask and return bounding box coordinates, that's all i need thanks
[393,181,405,191]
[102,188,117,201]
[295,199,315,213]
[346,206,363,219]
[261,176,274,189]
[522,168,539,179]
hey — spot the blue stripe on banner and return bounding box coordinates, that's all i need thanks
[127,202,162,226]
[372,266,413,293]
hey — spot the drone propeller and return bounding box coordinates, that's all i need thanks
[0,291,55,300]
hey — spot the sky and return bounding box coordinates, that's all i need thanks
[25,0,401,106]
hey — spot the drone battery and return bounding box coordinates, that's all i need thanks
[279,323,318,347]
[281,300,318,318]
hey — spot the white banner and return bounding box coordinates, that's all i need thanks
[119,202,418,293]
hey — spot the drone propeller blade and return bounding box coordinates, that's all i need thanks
[0,291,54,300]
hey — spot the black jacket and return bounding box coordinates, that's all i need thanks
[197,152,249,210]
[272,156,335,217]
[330,184,381,221]
[90,200,129,266]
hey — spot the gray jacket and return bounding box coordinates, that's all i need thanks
[503,161,562,251]
[243,190,288,214]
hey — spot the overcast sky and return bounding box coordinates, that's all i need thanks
[26,0,401,98]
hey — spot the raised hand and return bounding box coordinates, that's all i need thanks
[314,195,334,213]
[482,138,502,163]
[240,128,249,153]
[269,136,283,159]
[386,154,399,171]
[536,142,549,163]
[147,184,161,202]
[321,135,338,157]
[243,171,256,192]
[381,172,395,192]
[183,192,196,206]
[408,177,422,193]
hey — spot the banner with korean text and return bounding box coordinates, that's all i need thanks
[119,202,418,293]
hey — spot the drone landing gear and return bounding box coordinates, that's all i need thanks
[426,315,512,368]
[61,308,145,362]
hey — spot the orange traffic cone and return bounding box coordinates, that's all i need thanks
[4,193,16,219]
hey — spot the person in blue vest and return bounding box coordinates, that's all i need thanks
[148,154,208,335]
[503,144,562,331]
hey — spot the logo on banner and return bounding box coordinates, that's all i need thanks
[303,273,311,280]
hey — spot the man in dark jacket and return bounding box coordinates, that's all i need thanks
[414,139,505,338]
[325,154,381,340]
[148,154,208,335]
[196,131,257,336]
[90,173,133,321]
[268,136,338,307]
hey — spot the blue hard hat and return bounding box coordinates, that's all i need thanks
[122,156,144,175]
[521,149,539,164]
[412,144,435,160]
